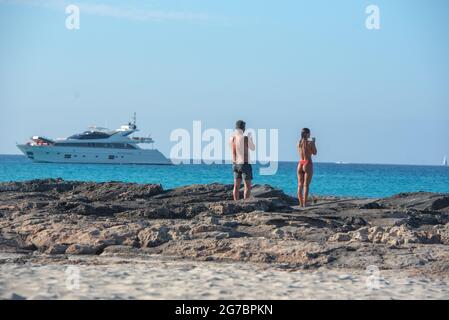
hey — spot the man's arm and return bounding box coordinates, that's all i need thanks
[229,136,237,163]
[248,134,255,151]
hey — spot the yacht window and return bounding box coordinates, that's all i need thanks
[64,154,72,159]
[68,131,111,140]
[108,155,115,160]
[55,142,136,149]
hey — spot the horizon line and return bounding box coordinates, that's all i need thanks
[1,154,447,168]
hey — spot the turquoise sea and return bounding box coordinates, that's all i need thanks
[0,155,448,198]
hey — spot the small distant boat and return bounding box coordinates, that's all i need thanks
[444,155,448,166]
[336,161,348,164]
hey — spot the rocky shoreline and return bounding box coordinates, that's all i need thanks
[1,179,449,276]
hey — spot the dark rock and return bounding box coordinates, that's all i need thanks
[45,244,68,255]
[70,203,124,216]
[0,178,78,193]
[9,293,27,300]
[380,192,449,212]
[251,184,298,205]
[359,201,384,209]
[65,244,105,255]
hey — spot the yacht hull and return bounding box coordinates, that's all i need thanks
[17,145,172,165]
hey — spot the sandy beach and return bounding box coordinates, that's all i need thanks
[1,253,449,300]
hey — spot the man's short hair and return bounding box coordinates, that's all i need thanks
[235,120,246,131]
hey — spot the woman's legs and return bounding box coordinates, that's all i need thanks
[297,163,305,207]
[303,165,313,207]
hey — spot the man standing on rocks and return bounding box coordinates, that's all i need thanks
[229,120,255,200]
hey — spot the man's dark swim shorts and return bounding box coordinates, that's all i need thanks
[232,163,253,181]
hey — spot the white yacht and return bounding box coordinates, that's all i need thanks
[17,116,171,165]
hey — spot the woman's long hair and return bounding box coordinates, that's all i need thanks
[299,128,310,158]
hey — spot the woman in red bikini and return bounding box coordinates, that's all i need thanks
[297,128,317,207]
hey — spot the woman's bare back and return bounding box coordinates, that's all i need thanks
[298,140,313,173]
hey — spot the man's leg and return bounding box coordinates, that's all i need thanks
[233,178,242,200]
[243,179,251,199]
[242,164,253,200]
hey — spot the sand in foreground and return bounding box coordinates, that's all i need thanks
[1,254,448,300]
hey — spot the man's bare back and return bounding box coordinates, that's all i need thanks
[230,121,255,201]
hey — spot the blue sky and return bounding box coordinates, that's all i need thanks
[1,0,448,164]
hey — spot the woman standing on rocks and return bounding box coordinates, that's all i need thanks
[297,128,317,207]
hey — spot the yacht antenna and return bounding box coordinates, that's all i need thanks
[133,112,137,127]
